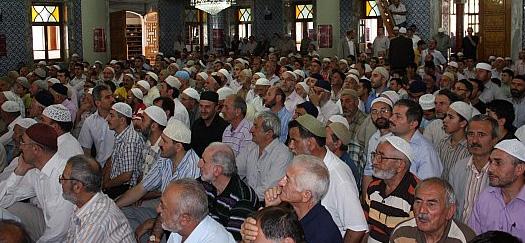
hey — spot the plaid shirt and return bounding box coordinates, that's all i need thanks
[110,125,144,186]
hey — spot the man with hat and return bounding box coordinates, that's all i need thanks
[340,89,366,139]
[116,119,200,242]
[419,93,436,130]
[0,100,23,163]
[293,101,319,119]
[180,87,200,127]
[469,139,525,240]
[50,83,77,121]
[103,102,144,199]
[423,89,463,145]
[40,104,83,161]
[251,78,271,112]
[365,67,390,113]
[139,106,167,177]
[0,123,73,242]
[175,70,191,92]
[326,115,361,186]
[56,69,79,107]
[28,90,54,119]
[433,27,451,59]
[288,114,368,242]
[13,77,31,110]
[159,76,191,129]
[476,62,505,103]
[0,118,35,175]
[191,91,228,157]
[310,79,339,124]
[144,71,160,106]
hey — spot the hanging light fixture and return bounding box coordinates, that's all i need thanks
[190,0,237,15]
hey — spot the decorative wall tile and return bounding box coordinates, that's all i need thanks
[404,0,432,41]
[340,0,359,35]
[0,0,31,75]
[158,0,184,57]
[253,0,283,40]
[68,0,83,57]
[523,0,525,48]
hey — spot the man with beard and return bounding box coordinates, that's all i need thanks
[139,106,167,178]
[283,71,301,114]
[365,67,389,114]
[511,75,525,127]
[469,139,525,240]
[61,155,134,242]
[449,115,499,223]
[264,86,292,142]
[363,136,419,243]
[476,63,505,103]
[309,79,339,124]
[340,89,366,139]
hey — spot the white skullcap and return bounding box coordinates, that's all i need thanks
[494,139,525,162]
[183,88,200,101]
[146,71,158,82]
[381,91,400,104]
[131,88,144,100]
[384,136,415,163]
[164,75,181,89]
[1,101,20,113]
[217,87,234,101]
[226,57,233,63]
[322,58,331,63]
[169,57,177,62]
[393,26,399,31]
[293,70,305,79]
[144,106,167,127]
[496,57,504,61]
[124,73,135,80]
[449,101,474,120]
[255,78,271,86]
[457,52,464,56]
[285,71,297,81]
[438,27,445,32]
[448,61,459,69]
[328,115,350,130]
[476,63,492,71]
[88,88,94,95]
[109,60,118,65]
[43,104,72,122]
[371,97,393,108]
[489,56,496,60]
[34,68,46,78]
[137,80,151,91]
[339,59,348,65]
[52,64,61,70]
[505,57,512,61]
[104,67,115,74]
[348,69,360,77]
[38,60,47,66]
[419,94,435,111]
[48,78,60,84]
[365,64,373,73]
[218,69,232,79]
[297,82,310,94]
[197,72,208,80]
[254,72,265,79]
[72,53,80,58]
[164,119,191,144]
[111,102,133,118]
[94,60,103,65]
[399,27,407,34]
[516,125,525,143]
[373,67,389,80]
[269,47,275,53]
[14,118,37,129]
[346,74,359,82]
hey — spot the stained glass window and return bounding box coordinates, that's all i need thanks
[365,1,380,17]
[295,4,313,20]
[31,4,64,60]
[238,8,252,22]
[32,5,60,22]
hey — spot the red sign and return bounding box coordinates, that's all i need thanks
[318,25,333,48]
[93,28,106,52]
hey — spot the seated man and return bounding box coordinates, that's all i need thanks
[390,178,476,242]
[157,179,235,243]
[61,155,134,242]
[197,142,260,240]
[251,206,305,243]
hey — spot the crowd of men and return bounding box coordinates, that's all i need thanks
[0,23,525,243]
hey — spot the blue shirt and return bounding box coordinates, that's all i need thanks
[300,203,343,243]
[142,149,201,192]
[408,131,443,179]
[276,107,293,143]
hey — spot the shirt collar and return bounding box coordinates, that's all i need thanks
[115,125,133,141]
[40,152,65,177]
[8,116,22,130]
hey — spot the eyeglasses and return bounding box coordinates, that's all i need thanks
[371,152,404,162]
[370,109,392,116]
[58,174,82,183]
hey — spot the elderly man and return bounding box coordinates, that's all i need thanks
[61,155,135,242]
[264,86,292,142]
[236,111,292,199]
[221,95,252,156]
[191,91,228,157]
[469,139,525,240]
[309,79,339,124]
[250,78,271,112]
[363,136,419,243]
[340,89,367,139]
[249,206,305,243]
[0,123,73,242]
[40,104,83,161]
[390,178,476,243]
[157,179,235,243]
[197,142,260,240]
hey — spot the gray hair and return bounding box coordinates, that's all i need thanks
[256,111,281,139]
[469,114,499,139]
[231,95,247,117]
[168,178,209,221]
[292,155,330,203]
[241,69,252,79]
[92,84,111,101]
[33,80,48,91]
[68,155,102,193]
[415,177,456,208]
[208,142,237,176]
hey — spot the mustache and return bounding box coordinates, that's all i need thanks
[417,213,430,221]
[469,143,482,148]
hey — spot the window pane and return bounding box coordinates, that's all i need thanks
[247,24,252,37]
[48,50,61,59]
[296,4,314,20]
[34,51,46,60]
[239,8,252,22]
[366,1,380,17]
[47,26,61,51]
[32,26,45,51]
[32,5,59,22]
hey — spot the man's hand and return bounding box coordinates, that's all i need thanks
[240,217,258,242]
[135,218,155,241]
[14,156,35,176]
[264,186,282,207]
[308,88,321,107]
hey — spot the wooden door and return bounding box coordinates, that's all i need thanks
[479,0,511,60]
[110,10,127,60]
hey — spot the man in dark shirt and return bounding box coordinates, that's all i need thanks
[462,27,479,59]
[388,27,415,71]
[190,91,228,156]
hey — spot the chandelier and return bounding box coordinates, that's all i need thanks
[190,0,237,15]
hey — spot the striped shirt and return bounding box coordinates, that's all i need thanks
[222,118,253,156]
[141,137,161,177]
[276,107,293,143]
[391,218,476,243]
[142,149,200,192]
[110,125,145,186]
[66,192,135,243]
[461,159,490,223]
[199,174,260,241]
[363,172,419,243]
[436,135,470,182]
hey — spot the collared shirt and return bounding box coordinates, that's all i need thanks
[469,186,525,240]
[318,99,340,125]
[276,107,292,143]
[391,218,476,243]
[142,150,200,192]
[167,215,236,243]
[479,80,506,103]
[0,153,74,242]
[141,137,161,177]
[420,49,447,66]
[363,171,419,243]
[348,110,367,139]
[173,98,191,128]
[436,135,470,182]
[78,110,115,165]
[0,116,21,146]
[222,118,253,156]
[110,125,144,186]
[58,132,84,161]
[513,97,525,127]
[322,149,369,235]
[284,91,304,114]
[70,75,86,88]
[301,203,343,243]
[65,192,135,243]
[62,98,78,122]
[407,131,443,179]
[346,37,356,57]
[199,174,260,241]
[340,142,362,189]
[191,114,228,157]
[236,139,292,198]
[423,119,447,146]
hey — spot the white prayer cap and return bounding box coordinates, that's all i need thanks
[269,47,275,53]
[144,106,167,127]
[94,60,103,65]
[137,80,151,91]
[297,82,310,94]
[164,75,181,89]
[51,64,61,70]
[328,115,350,130]
[255,78,271,86]
[393,26,399,31]
[1,101,19,113]
[322,58,331,63]
[183,88,200,101]
[217,87,234,101]
[72,53,80,58]
[38,60,47,66]
[226,57,233,63]
[158,52,164,56]
[365,64,373,73]
[505,57,512,61]
[381,91,400,104]
[494,139,525,162]
[88,88,94,95]
[109,60,118,65]
[399,27,407,34]
[48,78,60,84]
[293,70,305,79]
[516,125,525,143]
[111,102,133,118]
[146,71,158,82]
[43,104,72,122]
[496,57,505,61]
[457,52,464,57]
[448,61,459,69]
[348,69,360,77]
[197,72,208,80]
[438,27,445,33]
[419,94,435,111]
[449,101,474,120]
[339,59,348,65]
[346,74,359,82]
[218,69,231,78]
[34,68,46,79]
[169,57,176,62]
[371,97,393,108]
[131,88,144,100]
[14,118,37,129]
[475,63,492,71]
[384,136,415,163]
[489,56,496,60]
[163,119,191,144]
[372,67,389,80]
[3,91,19,102]
[285,71,297,81]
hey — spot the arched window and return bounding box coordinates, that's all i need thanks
[294,3,314,51]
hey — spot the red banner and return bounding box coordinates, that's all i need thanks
[318,25,333,48]
[93,28,106,52]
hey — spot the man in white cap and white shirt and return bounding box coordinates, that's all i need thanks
[180,88,200,127]
[40,104,83,161]
[139,106,168,177]
[144,71,161,106]
[0,118,35,179]
[476,62,506,103]
[0,101,22,148]
[158,76,191,129]
[116,119,200,242]
[103,102,144,199]
[251,78,271,112]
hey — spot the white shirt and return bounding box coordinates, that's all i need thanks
[321,149,369,235]
[250,96,266,113]
[284,91,304,114]
[318,100,340,124]
[479,80,506,103]
[346,37,356,57]
[171,98,191,129]
[0,153,74,243]
[144,86,161,107]
[167,215,235,243]
[421,49,447,66]
[58,132,84,160]
[78,110,115,166]
[423,119,447,146]
[0,116,21,146]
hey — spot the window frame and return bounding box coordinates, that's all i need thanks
[293,2,315,51]
[236,7,252,39]
[31,2,66,61]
